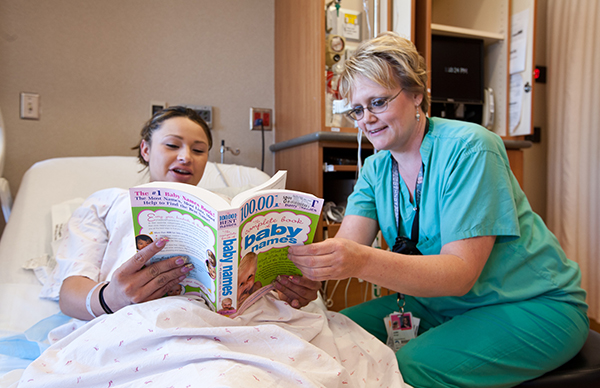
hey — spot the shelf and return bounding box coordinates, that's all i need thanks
[323,164,358,173]
[324,222,341,236]
[431,23,504,45]
[326,126,359,134]
[270,131,371,152]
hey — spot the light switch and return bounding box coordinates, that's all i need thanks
[20,93,40,120]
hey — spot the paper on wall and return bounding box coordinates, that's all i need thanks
[510,9,529,75]
[509,73,526,135]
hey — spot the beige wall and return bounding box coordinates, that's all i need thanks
[0,0,550,234]
[0,0,275,202]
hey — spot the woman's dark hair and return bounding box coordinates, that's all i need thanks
[133,106,213,166]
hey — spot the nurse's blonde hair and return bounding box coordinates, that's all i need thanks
[340,32,429,114]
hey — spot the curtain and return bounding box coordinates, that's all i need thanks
[546,0,600,321]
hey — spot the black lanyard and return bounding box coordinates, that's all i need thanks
[392,159,423,242]
[391,119,428,312]
[392,118,428,242]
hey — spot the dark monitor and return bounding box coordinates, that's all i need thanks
[430,35,484,104]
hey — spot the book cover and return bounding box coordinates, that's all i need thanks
[129,171,324,316]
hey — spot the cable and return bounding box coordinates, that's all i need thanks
[374,0,379,37]
[363,0,372,38]
[325,279,342,308]
[254,118,265,171]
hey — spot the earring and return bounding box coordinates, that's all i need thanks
[415,106,421,122]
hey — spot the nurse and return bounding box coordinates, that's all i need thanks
[288,32,588,388]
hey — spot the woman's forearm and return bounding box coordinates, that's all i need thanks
[59,276,105,320]
[290,229,495,298]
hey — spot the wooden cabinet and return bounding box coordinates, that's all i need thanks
[270,132,374,243]
[273,1,536,311]
[416,0,537,138]
[273,0,535,210]
[414,0,537,189]
[274,1,325,145]
[273,2,373,243]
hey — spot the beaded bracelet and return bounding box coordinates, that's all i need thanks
[98,282,114,314]
[85,282,105,318]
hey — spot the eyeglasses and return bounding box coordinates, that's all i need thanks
[346,89,403,121]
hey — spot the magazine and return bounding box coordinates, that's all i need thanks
[129,171,324,317]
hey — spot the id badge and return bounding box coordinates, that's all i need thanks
[384,312,419,352]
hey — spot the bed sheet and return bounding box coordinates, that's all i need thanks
[0,157,270,372]
[3,294,408,388]
[0,157,408,387]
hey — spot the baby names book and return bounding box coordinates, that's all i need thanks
[129,171,324,317]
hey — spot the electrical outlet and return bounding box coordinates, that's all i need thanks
[20,92,40,120]
[179,104,213,129]
[250,108,273,131]
[150,101,167,116]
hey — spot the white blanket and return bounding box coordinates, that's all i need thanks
[12,295,408,388]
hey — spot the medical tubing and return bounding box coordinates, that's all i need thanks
[99,282,114,314]
[356,129,363,176]
[214,162,232,187]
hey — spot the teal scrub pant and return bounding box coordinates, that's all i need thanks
[341,294,589,388]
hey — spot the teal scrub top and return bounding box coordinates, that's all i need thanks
[346,117,587,317]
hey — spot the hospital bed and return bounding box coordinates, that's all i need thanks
[0,156,407,387]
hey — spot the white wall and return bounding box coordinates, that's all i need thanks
[0,0,275,202]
